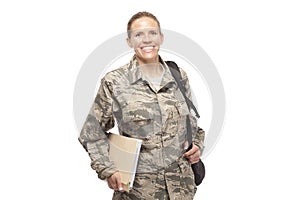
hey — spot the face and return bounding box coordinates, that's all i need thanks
[127,17,164,65]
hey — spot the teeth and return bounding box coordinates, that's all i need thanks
[142,46,154,50]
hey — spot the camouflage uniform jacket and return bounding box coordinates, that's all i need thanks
[79,55,205,199]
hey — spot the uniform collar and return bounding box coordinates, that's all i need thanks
[128,55,177,89]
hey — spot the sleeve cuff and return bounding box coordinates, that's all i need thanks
[97,166,118,180]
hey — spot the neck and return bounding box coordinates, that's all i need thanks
[139,62,163,78]
[136,55,163,78]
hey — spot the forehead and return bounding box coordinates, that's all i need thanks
[130,17,159,30]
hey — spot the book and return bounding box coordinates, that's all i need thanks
[108,133,142,192]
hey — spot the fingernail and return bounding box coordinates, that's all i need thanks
[119,187,124,191]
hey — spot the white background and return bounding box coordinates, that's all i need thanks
[1,0,299,199]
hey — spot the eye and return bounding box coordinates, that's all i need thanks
[149,31,158,36]
[134,32,144,38]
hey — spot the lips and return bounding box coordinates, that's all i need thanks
[141,46,155,52]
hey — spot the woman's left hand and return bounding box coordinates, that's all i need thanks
[183,144,200,164]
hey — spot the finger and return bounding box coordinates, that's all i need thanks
[107,179,115,189]
[184,144,199,157]
[116,174,124,192]
[190,154,200,163]
[190,157,200,164]
[107,181,114,189]
[111,183,117,190]
[107,174,118,190]
[107,177,112,189]
[184,148,194,157]
[187,150,200,163]
[194,149,200,157]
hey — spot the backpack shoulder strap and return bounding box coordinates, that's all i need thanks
[166,61,200,118]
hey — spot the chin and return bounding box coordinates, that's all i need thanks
[136,51,159,63]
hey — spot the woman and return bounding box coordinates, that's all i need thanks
[79,11,205,200]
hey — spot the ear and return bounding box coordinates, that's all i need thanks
[126,37,133,48]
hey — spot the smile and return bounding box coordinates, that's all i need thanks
[141,46,155,52]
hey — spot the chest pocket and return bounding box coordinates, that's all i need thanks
[116,86,156,138]
[163,104,180,134]
[163,100,190,132]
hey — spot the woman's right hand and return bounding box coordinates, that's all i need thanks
[107,171,124,192]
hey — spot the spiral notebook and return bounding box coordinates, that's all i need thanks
[108,133,142,192]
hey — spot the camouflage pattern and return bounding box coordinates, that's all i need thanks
[112,156,197,200]
[79,55,205,199]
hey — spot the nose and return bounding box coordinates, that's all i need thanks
[142,33,151,43]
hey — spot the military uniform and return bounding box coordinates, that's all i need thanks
[79,55,205,200]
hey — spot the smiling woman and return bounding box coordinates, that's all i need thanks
[127,16,164,66]
[78,11,205,200]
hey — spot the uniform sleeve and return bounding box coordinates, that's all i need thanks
[78,78,118,180]
[179,68,205,154]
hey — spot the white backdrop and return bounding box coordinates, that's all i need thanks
[1,0,299,199]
